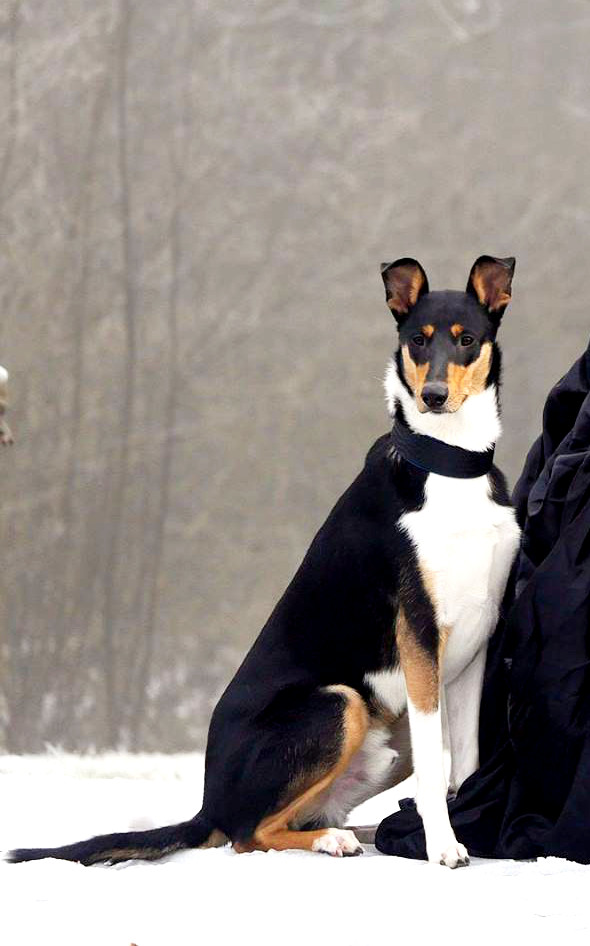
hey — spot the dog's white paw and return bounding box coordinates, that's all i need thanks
[312,828,363,858]
[428,839,470,869]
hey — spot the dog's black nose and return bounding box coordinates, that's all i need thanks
[422,382,448,410]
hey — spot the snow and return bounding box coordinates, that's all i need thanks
[1,752,590,945]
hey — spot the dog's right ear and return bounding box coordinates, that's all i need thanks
[381,259,429,323]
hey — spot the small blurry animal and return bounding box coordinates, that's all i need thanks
[0,366,13,445]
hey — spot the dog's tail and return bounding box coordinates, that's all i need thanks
[6,811,226,866]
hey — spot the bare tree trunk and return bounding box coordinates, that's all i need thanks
[0,1,19,205]
[100,0,137,747]
[47,80,111,739]
[129,149,182,749]
[0,2,19,745]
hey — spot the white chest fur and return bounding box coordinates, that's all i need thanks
[365,473,520,718]
[400,472,520,683]
[369,367,522,715]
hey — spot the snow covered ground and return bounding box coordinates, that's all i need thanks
[1,752,589,945]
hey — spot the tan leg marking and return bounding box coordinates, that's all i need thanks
[396,564,450,715]
[396,608,439,714]
[418,564,450,662]
[236,686,369,855]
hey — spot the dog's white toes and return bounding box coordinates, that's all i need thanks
[312,828,363,858]
[433,840,470,869]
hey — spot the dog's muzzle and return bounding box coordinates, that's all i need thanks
[421,382,448,412]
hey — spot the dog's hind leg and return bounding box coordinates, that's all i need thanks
[343,711,414,844]
[234,685,369,857]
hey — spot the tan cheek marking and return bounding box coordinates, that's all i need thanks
[446,362,470,410]
[446,342,492,410]
[421,324,435,338]
[469,341,492,393]
[401,345,430,407]
[450,323,464,338]
[396,608,439,714]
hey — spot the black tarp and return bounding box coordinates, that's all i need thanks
[375,340,590,863]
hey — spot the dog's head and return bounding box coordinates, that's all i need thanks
[382,256,515,414]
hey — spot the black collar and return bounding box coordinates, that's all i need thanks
[390,414,495,479]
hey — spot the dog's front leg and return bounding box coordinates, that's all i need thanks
[444,646,487,794]
[406,700,469,867]
[397,610,468,868]
[440,687,452,793]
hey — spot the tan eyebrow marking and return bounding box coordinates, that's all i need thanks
[450,323,464,338]
[421,324,435,338]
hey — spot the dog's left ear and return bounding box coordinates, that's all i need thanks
[381,258,429,323]
[466,256,515,317]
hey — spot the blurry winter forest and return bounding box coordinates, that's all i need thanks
[1,0,590,752]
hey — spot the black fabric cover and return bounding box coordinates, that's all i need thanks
[375,339,590,862]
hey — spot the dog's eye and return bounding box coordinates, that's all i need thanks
[412,334,425,347]
[460,334,475,347]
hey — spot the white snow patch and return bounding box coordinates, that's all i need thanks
[1,752,589,945]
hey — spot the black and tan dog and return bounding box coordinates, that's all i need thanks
[9,256,520,868]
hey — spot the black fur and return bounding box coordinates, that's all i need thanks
[397,290,501,384]
[9,436,430,864]
[8,814,215,865]
[488,465,512,508]
[8,257,512,866]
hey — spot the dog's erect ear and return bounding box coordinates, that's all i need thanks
[381,258,429,323]
[466,256,515,316]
